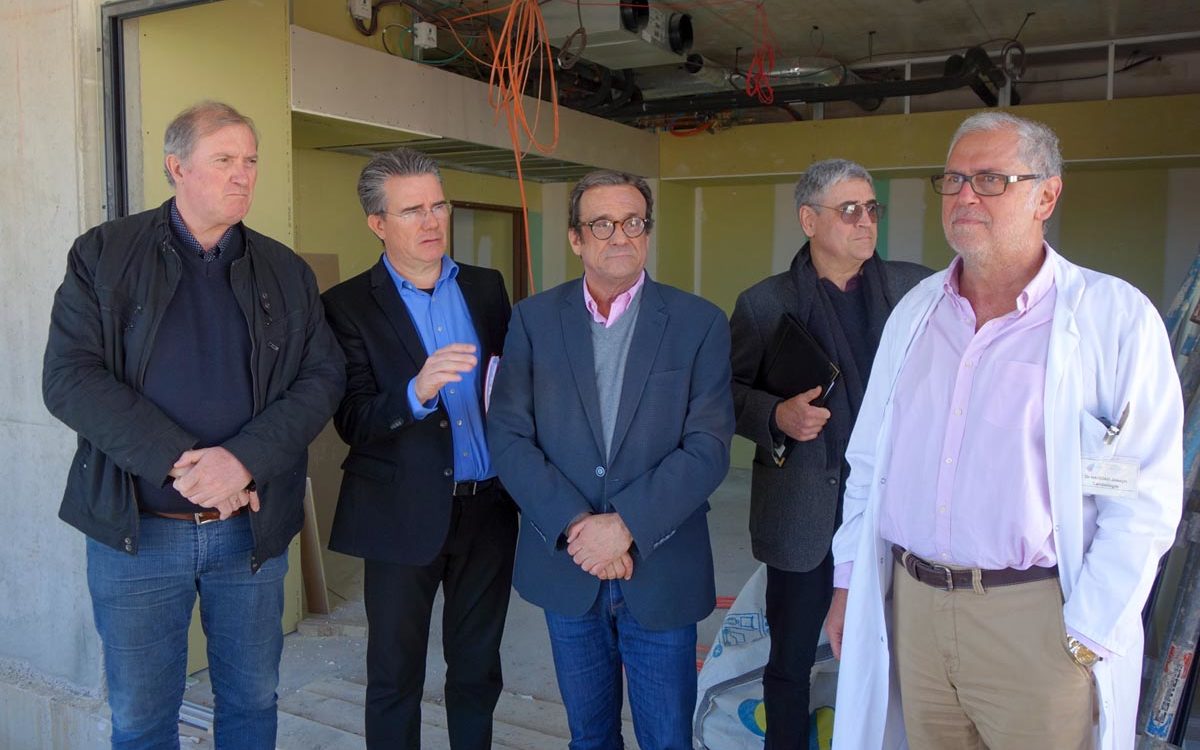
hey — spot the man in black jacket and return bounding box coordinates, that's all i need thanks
[322,148,516,750]
[730,159,930,749]
[42,101,344,750]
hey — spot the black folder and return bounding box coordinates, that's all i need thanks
[759,313,840,465]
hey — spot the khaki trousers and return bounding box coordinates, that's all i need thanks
[891,560,1096,750]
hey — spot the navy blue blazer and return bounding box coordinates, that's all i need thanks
[487,276,734,630]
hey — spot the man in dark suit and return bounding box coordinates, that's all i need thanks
[730,159,930,748]
[321,148,516,750]
[488,169,735,750]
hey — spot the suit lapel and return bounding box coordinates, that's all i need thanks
[369,260,427,369]
[608,279,668,459]
[560,282,607,458]
[456,265,495,355]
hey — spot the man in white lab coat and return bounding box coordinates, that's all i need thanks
[825,111,1183,750]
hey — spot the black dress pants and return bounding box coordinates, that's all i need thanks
[762,552,834,750]
[363,488,518,750]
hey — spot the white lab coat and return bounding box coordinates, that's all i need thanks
[830,246,1184,750]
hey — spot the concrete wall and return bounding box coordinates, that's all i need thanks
[0,0,110,746]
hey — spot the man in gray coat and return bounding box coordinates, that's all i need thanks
[730,159,930,748]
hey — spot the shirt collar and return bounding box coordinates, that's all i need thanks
[382,252,457,292]
[944,242,1055,316]
[583,270,645,328]
[169,198,236,259]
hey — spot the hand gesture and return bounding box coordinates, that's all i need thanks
[413,343,478,404]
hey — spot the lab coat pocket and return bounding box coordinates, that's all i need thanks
[1080,411,1117,461]
[1080,411,1138,500]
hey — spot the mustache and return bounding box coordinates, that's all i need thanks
[950,209,989,224]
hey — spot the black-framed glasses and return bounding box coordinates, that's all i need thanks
[931,172,1042,196]
[807,201,885,225]
[582,216,650,240]
[381,202,453,224]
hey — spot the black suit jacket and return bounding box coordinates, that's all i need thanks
[322,259,511,565]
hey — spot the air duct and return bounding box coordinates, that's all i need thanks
[542,0,692,69]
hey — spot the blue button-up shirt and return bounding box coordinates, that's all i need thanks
[383,254,492,482]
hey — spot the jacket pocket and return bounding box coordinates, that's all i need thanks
[341,453,397,483]
[97,286,143,331]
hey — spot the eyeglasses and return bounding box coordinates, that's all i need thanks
[381,202,453,224]
[806,201,885,225]
[931,172,1042,196]
[581,216,650,240]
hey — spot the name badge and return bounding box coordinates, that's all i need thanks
[1081,457,1139,499]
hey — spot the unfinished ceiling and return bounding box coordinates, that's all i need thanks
[367,0,1200,130]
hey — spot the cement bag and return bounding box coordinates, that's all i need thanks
[692,564,838,750]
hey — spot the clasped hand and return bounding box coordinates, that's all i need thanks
[170,446,258,519]
[567,513,635,581]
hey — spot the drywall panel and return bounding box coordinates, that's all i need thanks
[1165,168,1200,310]
[886,178,928,266]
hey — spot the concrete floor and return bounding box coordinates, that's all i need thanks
[180,467,759,749]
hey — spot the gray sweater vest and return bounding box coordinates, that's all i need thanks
[590,290,642,459]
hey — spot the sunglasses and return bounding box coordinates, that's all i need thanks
[806,201,885,224]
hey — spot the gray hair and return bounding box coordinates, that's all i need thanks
[357,147,443,216]
[794,159,874,213]
[568,170,655,233]
[163,101,258,187]
[948,112,1063,178]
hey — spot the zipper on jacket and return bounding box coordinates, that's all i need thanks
[136,240,183,388]
[232,241,263,416]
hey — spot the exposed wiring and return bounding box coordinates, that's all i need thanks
[743,3,779,104]
[381,23,413,57]
[352,0,411,36]
[479,0,561,294]
[667,117,716,137]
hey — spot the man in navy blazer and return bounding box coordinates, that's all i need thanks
[322,149,516,749]
[488,169,734,750]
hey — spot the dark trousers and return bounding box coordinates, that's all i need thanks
[363,489,518,750]
[763,553,833,750]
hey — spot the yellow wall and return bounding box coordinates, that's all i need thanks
[698,185,774,314]
[293,148,377,278]
[660,95,1200,178]
[654,181,695,290]
[1058,168,1169,302]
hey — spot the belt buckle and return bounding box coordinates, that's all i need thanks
[929,562,954,591]
[195,512,219,525]
[454,480,476,497]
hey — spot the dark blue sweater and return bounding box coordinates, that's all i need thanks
[135,225,254,513]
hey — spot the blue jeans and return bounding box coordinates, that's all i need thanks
[544,580,697,750]
[87,513,287,750]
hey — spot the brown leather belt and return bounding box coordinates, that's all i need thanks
[892,544,1057,592]
[146,508,243,525]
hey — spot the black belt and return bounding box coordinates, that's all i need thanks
[452,478,497,497]
[892,545,1057,592]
